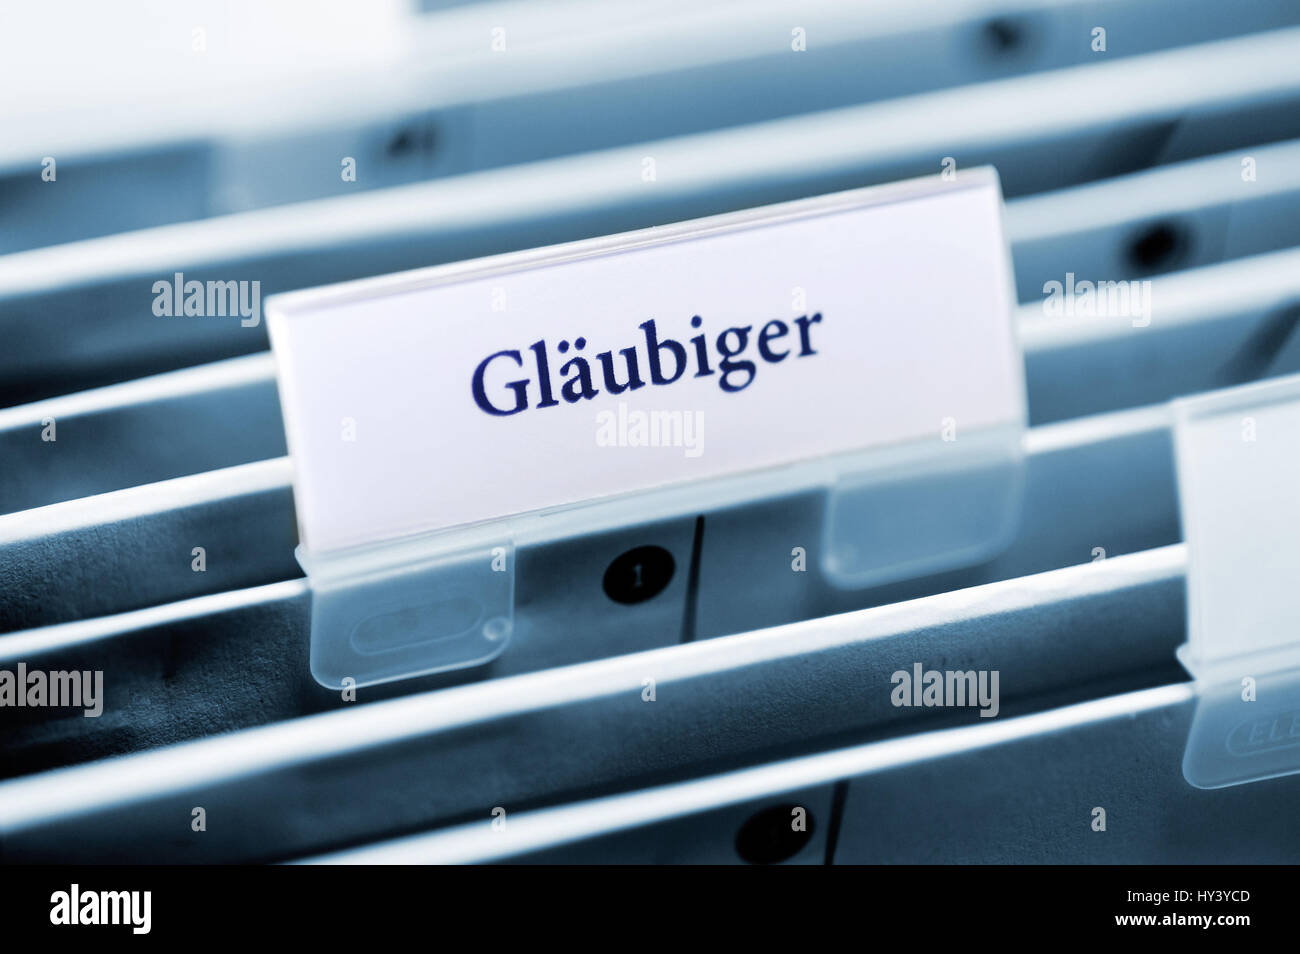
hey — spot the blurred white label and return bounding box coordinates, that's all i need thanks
[269,169,1022,553]
[1174,374,1300,670]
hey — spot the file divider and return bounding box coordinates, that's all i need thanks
[1173,374,1300,788]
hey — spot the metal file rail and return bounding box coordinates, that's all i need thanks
[6,166,1300,515]
[8,0,1296,253]
[5,26,1300,403]
[308,681,1300,865]
[0,545,1190,863]
[0,403,1177,781]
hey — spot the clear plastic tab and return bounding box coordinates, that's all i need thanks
[1173,373,1300,788]
[301,526,514,689]
[823,424,1024,588]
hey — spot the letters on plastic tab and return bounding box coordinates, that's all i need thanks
[268,168,1022,554]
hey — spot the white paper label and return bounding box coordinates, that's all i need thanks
[1174,375,1300,669]
[269,169,1022,554]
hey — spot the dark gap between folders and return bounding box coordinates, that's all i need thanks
[681,515,706,643]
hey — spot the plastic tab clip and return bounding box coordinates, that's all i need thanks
[298,525,515,690]
[268,169,1026,689]
[1174,373,1300,788]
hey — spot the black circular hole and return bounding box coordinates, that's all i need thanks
[980,17,1030,57]
[602,545,675,605]
[385,129,416,158]
[735,803,815,865]
[385,125,436,160]
[1126,220,1189,273]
